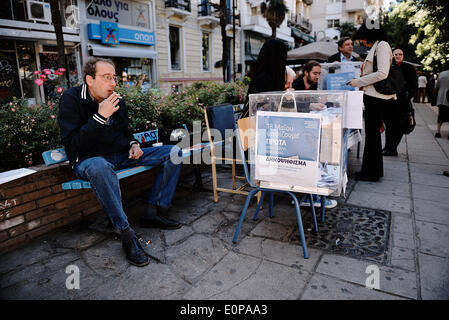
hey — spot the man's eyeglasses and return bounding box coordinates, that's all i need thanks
[96,74,119,82]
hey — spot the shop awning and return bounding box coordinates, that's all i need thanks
[87,44,158,59]
[290,27,315,43]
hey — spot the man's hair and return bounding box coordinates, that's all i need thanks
[338,36,352,49]
[285,66,296,79]
[392,47,403,53]
[303,60,321,74]
[83,57,115,82]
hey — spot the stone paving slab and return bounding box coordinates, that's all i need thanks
[409,163,449,175]
[414,199,449,225]
[183,252,309,300]
[411,184,449,204]
[315,254,418,299]
[390,247,415,272]
[411,172,449,188]
[346,190,411,214]
[233,237,321,272]
[353,180,410,198]
[418,253,449,300]
[416,221,449,258]
[301,274,405,300]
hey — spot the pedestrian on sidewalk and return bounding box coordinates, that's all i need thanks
[58,57,182,267]
[347,22,395,182]
[417,72,428,103]
[434,69,449,138]
[426,73,437,106]
[382,47,418,156]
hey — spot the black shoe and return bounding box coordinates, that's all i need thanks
[443,171,449,177]
[122,237,150,267]
[355,172,380,182]
[140,215,181,229]
[382,149,398,156]
[435,132,441,138]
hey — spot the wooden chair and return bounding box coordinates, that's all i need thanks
[203,104,259,203]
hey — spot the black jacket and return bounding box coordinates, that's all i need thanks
[327,52,356,63]
[58,84,138,166]
[394,61,418,98]
[292,77,317,91]
[241,71,278,117]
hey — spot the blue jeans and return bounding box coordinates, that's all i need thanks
[74,146,182,231]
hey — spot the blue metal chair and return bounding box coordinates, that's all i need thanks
[217,105,318,259]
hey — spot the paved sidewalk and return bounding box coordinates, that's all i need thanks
[0,102,448,300]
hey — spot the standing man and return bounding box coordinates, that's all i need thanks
[382,47,418,156]
[292,60,321,90]
[327,37,357,62]
[58,57,182,267]
[417,72,428,103]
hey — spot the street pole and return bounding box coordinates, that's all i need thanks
[232,0,236,82]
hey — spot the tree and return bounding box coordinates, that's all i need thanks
[261,0,289,39]
[49,0,69,86]
[384,0,449,71]
[216,0,230,82]
[337,22,356,38]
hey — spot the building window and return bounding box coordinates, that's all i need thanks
[202,32,210,72]
[327,19,340,28]
[169,26,181,71]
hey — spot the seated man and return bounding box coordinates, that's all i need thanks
[58,57,182,267]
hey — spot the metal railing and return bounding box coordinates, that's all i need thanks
[165,0,191,12]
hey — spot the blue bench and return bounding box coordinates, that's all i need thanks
[42,129,210,190]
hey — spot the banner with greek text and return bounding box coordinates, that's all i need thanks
[255,111,321,188]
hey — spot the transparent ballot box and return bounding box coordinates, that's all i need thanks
[318,61,363,91]
[246,90,352,197]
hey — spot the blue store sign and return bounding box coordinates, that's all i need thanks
[88,21,155,46]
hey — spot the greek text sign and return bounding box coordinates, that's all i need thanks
[255,111,321,188]
[86,0,151,29]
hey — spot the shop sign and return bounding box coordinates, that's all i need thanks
[88,22,155,45]
[86,0,151,29]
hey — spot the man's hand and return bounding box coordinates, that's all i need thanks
[98,92,120,118]
[347,79,358,88]
[129,144,143,160]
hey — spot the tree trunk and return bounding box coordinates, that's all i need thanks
[49,0,69,86]
[219,0,229,82]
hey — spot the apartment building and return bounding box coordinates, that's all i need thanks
[286,0,314,48]
[156,0,242,93]
[309,0,370,40]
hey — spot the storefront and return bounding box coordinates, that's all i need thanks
[0,0,82,105]
[80,0,157,90]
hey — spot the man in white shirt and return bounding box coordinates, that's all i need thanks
[417,72,428,103]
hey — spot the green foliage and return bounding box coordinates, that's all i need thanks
[385,0,449,71]
[337,22,357,38]
[0,80,248,171]
[261,0,289,38]
[0,98,60,172]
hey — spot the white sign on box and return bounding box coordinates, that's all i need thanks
[255,111,321,188]
[343,91,364,129]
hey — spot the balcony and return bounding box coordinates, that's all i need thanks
[287,13,312,33]
[165,0,192,19]
[197,1,220,27]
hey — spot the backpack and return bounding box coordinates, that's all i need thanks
[373,48,406,95]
